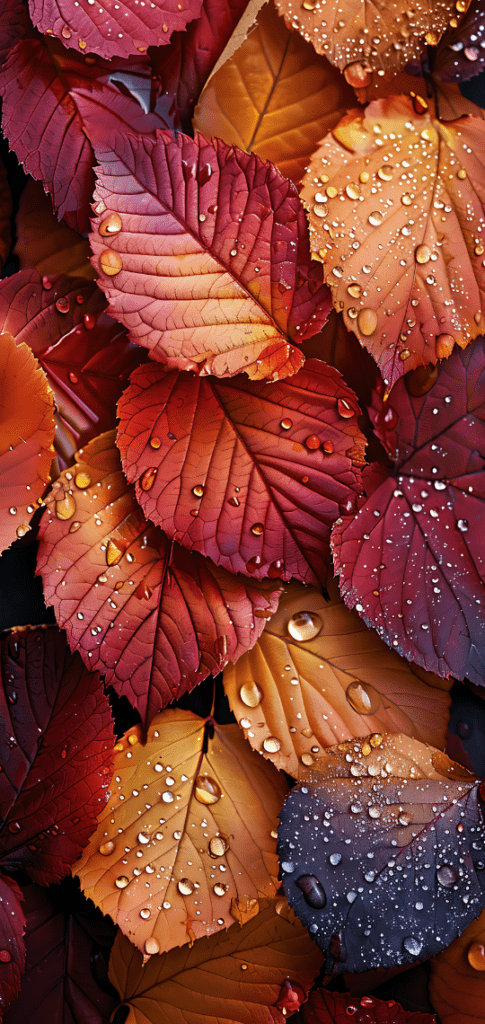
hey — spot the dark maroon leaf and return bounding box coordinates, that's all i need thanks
[4,883,117,1024]
[278,733,485,973]
[332,341,485,684]
[0,0,30,68]
[0,40,170,233]
[0,270,146,471]
[0,625,114,885]
[435,0,485,81]
[0,874,25,1021]
[292,988,436,1023]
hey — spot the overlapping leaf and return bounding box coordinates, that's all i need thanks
[293,988,436,1023]
[435,0,485,81]
[0,625,113,885]
[0,270,144,471]
[429,904,485,1023]
[302,94,485,389]
[75,96,332,379]
[0,874,25,1022]
[108,899,323,1024]
[0,0,30,68]
[332,341,485,684]
[278,733,485,972]
[15,180,95,280]
[193,0,355,185]
[4,882,117,1024]
[75,710,287,954]
[36,431,281,724]
[117,360,365,584]
[273,0,459,78]
[0,40,171,233]
[0,332,55,554]
[29,0,202,59]
[223,578,451,777]
[0,159,11,275]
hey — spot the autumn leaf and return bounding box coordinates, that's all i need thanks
[0,269,144,472]
[75,710,287,955]
[0,158,11,275]
[193,0,355,186]
[108,899,323,1024]
[332,341,485,684]
[0,625,114,885]
[4,882,117,1024]
[0,331,55,554]
[435,0,485,81]
[15,179,95,280]
[0,874,25,1021]
[0,0,30,68]
[223,577,452,777]
[302,94,485,389]
[117,360,365,584]
[301,309,379,412]
[292,988,436,1023]
[73,95,332,380]
[429,904,485,1024]
[36,431,281,724]
[278,733,485,972]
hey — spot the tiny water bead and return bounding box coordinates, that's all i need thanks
[194,775,221,804]
[99,840,115,856]
[287,611,322,642]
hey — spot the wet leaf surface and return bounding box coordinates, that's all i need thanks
[332,341,485,684]
[75,710,287,954]
[117,360,365,584]
[0,874,26,1020]
[292,987,436,1023]
[435,0,485,82]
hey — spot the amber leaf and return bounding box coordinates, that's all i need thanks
[430,905,485,1024]
[223,577,451,777]
[74,710,287,955]
[302,95,485,389]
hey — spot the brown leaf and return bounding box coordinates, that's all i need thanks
[302,94,485,389]
[223,577,451,777]
[430,906,485,1024]
[74,709,288,955]
[194,0,355,185]
[108,899,323,1024]
[14,179,95,280]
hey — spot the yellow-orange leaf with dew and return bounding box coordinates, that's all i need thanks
[14,180,95,280]
[223,578,451,776]
[430,905,485,1024]
[108,899,324,1024]
[302,95,485,389]
[193,0,355,186]
[0,332,55,553]
[0,158,11,275]
[274,0,465,80]
[74,709,287,956]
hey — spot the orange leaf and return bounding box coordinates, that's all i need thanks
[74,710,287,955]
[0,332,55,554]
[14,180,95,280]
[430,906,485,1024]
[302,95,485,389]
[108,898,323,1024]
[193,0,355,186]
[223,577,451,777]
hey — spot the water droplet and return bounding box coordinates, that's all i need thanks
[69,371,79,384]
[357,308,378,336]
[305,434,320,450]
[368,211,383,227]
[287,611,322,642]
[209,835,229,857]
[280,418,293,430]
[0,950,11,963]
[178,878,194,895]
[106,538,125,566]
[197,164,212,186]
[263,736,281,753]
[275,979,306,1013]
[214,882,228,896]
[457,519,469,532]
[144,936,160,955]
[343,60,373,88]
[195,775,222,804]
[345,680,381,715]
[100,250,123,275]
[99,841,115,856]
[83,313,96,330]
[246,555,262,573]
[239,681,263,707]
[437,864,458,887]
[415,244,431,264]
[56,494,76,520]
[69,520,81,533]
[467,941,485,970]
[140,467,157,491]
[250,522,264,536]
[99,213,123,236]
[115,876,129,888]
[403,936,422,956]
[296,874,326,908]
[401,194,412,206]
[139,908,151,920]
[192,484,204,498]
[347,283,362,299]
[281,860,295,873]
[137,831,150,845]
[74,471,91,489]
[337,397,355,418]
[56,296,70,313]
[398,812,412,826]
[329,853,342,866]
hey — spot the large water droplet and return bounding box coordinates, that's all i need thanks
[195,775,221,804]
[415,244,431,264]
[144,936,160,955]
[74,472,91,489]
[287,611,322,642]
[100,249,123,276]
[263,736,281,753]
[99,212,123,236]
[209,835,229,858]
[403,936,422,956]
[115,876,129,889]
[345,680,381,715]
[56,296,70,314]
[214,882,228,896]
[178,878,194,895]
[437,864,458,887]
[140,908,151,920]
[106,538,125,566]
[296,874,326,909]
[137,831,150,845]
[467,941,485,970]
[99,840,115,856]
[357,308,378,336]
[329,853,342,866]
[239,681,263,707]
[140,467,157,491]
[337,397,355,418]
[55,494,76,520]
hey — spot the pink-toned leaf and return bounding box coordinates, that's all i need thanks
[0,625,114,885]
[0,874,25,1022]
[36,431,282,727]
[0,40,171,234]
[29,0,202,60]
[117,360,365,584]
[0,269,145,472]
[74,96,332,379]
[293,988,436,1023]
[332,341,485,684]
[301,95,485,390]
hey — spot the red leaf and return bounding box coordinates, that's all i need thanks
[29,0,202,60]
[332,341,485,683]
[36,431,282,726]
[4,883,117,1024]
[0,40,171,233]
[293,988,436,1023]
[0,269,145,471]
[73,97,332,379]
[0,874,25,1022]
[0,0,30,67]
[0,625,114,885]
[117,361,365,584]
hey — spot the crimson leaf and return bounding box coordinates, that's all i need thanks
[0,874,25,1021]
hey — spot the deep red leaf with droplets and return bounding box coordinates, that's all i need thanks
[0,874,25,1022]
[36,431,282,727]
[332,341,485,684]
[73,95,332,379]
[4,883,117,1024]
[29,0,202,60]
[0,625,114,886]
[435,0,485,82]
[0,270,145,472]
[117,360,365,584]
[293,988,436,1023]
[0,40,171,234]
